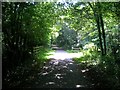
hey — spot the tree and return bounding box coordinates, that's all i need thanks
[57,23,77,49]
[88,2,106,55]
[2,2,56,76]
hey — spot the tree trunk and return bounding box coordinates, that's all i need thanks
[98,2,106,55]
[88,2,104,55]
[96,14,104,55]
[99,13,106,55]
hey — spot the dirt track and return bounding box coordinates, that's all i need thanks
[29,50,93,88]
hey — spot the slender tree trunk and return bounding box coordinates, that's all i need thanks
[98,2,106,55]
[99,13,106,55]
[96,14,104,55]
[88,2,104,55]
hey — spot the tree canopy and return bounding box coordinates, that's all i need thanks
[2,1,120,89]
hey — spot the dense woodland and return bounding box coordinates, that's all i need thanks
[2,2,120,89]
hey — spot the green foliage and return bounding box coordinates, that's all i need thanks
[2,2,35,70]
[74,43,100,65]
[74,46,120,88]
[31,2,55,46]
[2,2,57,84]
[56,24,77,49]
[2,2,55,65]
[2,2,120,88]
[33,46,50,62]
[66,50,80,53]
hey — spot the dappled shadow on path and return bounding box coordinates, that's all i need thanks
[28,50,94,88]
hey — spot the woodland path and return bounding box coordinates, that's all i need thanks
[27,50,94,88]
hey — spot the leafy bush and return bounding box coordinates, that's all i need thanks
[74,45,120,89]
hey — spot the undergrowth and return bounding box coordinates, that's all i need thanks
[3,46,53,88]
[74,47,120,89]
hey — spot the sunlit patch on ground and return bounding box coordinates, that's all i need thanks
[81,69,89,73]
[46,82,55,85]
[33,53,93,88]
[46,50,84,60]
[76,84,86,88]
